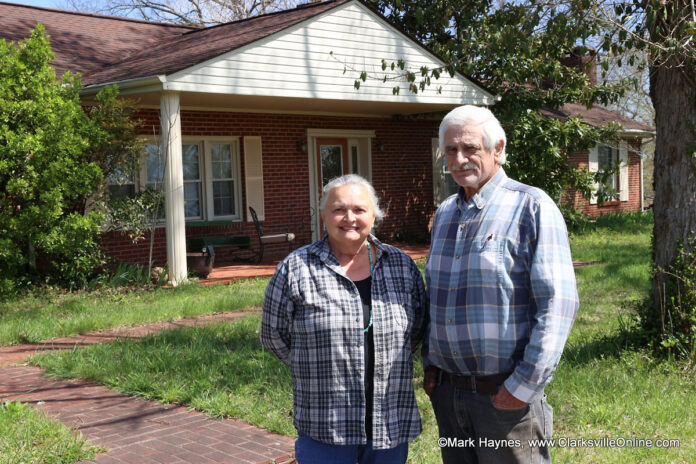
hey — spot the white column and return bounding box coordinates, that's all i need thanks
[160,91,187,285]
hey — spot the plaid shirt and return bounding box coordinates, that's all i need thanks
[261,235,426,449]
[425,169,578,403]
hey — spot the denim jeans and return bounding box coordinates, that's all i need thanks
[295,432,409,464]
[430,378,553,464]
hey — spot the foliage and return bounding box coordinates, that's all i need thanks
[642,238,696,359]
[365,0,628,203]
[0,26,142,296]
[83,85,143,200]
[89,261,168,289]
[0,400,101,463]
[105,188,165,243]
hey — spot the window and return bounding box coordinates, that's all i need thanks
[182,144,202,219]
[112,138,241,221]
[207,142,240,219]
[598,144,620,200]
[107,166,136,199]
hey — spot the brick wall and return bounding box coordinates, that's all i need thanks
[102,109,439,265]
[564,139,643,216]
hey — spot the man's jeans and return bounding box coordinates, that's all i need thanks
[430,378,553,464]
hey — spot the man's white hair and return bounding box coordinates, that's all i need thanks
[319,174,385,223]
[439,105,507,165]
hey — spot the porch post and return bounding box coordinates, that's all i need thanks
[160,91,187,285]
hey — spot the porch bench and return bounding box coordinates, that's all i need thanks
[188,235,251,252]
[187,235,252,266]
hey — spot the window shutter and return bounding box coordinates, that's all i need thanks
[588,146,599,205]
[432,138,444,206]
[244,136,264,221]
[619,140,629,202]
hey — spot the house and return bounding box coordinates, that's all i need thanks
[0,1,653,284]
[548,49,654,215]
[0,0,498,283]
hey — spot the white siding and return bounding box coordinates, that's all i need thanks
[168,2,494,105]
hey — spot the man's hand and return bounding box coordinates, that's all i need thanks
[423,366,439,397]
[491,385,527,410]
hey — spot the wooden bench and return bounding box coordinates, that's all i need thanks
[187,235,252,272]
[188,235,251,253]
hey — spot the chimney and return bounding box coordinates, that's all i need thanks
[560,47,597,86]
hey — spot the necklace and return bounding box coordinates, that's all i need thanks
[364,241,374,333]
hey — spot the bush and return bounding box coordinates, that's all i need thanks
[0,26,140,296]
[641,238,696,360]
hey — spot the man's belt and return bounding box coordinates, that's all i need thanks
[440,371,512,394]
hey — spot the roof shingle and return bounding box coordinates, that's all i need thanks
[0,1,195,77]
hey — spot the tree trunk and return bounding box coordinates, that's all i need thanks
[649,59,696,303]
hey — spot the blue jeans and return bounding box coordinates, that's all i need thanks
[295,432,408,464]
[430,378,553,464]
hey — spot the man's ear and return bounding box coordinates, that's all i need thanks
[494,140,505,163]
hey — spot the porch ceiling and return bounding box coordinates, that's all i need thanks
[99,90,459,117]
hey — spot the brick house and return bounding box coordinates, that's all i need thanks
[1,0,653,282]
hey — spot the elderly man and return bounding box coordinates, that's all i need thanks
[423,105,578,464]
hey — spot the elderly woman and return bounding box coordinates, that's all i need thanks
[261,174,426,464]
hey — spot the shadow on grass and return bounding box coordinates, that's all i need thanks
[32,315,295,434]
[562,324,648,367]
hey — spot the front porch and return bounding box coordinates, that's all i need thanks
[198,242,430,286]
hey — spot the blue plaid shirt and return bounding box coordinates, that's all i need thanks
[425,168,578,403]
[261,236,426,449]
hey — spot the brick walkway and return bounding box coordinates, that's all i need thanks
[0,243,431,463]
[0,310,296,464]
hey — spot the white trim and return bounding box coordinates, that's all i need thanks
[308,135,319,241]
[640,142,645,211]
[307,128,376,138]
[244,136,265,222]
[619,140,629,202]
[588,145,599,205]
[204,137,242,221]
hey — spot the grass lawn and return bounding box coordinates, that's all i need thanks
[27,212,696,462]
[0,400,102,464]
[0,278,268,345]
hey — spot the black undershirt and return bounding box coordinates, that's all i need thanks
[353,276,374,441]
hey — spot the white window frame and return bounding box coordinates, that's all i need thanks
[598,143,620,200]
[181,140,204,221]
[106,165,137,199]
[204,137,242,221]
[122,136,243,222]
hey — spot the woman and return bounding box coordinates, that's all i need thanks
[261,174,426,464]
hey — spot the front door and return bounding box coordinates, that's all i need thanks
[315,138,349,233]
[316,138,349,189]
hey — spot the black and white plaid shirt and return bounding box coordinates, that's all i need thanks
[261,235,427,450]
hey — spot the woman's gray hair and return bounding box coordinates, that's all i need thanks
[319,174,385,223]
[439,105,507,165]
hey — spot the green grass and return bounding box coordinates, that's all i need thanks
[27,212,696,462]
[0,401,102,464]
[0,278,269,345]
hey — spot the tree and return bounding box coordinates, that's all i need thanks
[61,0,303,26]
[365,0,628,205]
[0,26,142,294]
[596,0,696,356]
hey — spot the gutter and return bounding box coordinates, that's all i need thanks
[80,75,167,97]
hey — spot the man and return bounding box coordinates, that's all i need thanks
[424,105,578,463]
